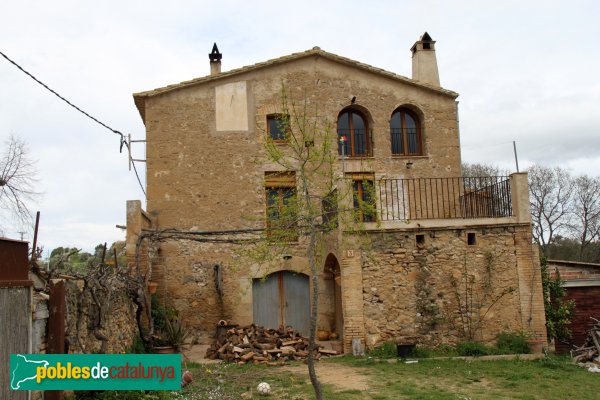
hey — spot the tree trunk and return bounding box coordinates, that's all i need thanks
[306,228,323,400]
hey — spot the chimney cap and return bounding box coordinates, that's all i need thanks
[421,32,433,42]
[209,43,222,62]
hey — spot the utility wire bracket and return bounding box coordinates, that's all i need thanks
[128,133,146,171]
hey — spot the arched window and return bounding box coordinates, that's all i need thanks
[338,110,371,157]
[390,108,422,156]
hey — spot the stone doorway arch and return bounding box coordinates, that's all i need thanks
[323,254,344,339]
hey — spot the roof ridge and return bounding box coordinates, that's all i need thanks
[132,47,458,120]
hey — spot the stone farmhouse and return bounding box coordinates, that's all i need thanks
[126,33,547,352]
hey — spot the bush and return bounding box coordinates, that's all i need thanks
[496,331,531,354]
[456,340,491,356]
[72,390,167,399]
[368,341,397,358]
[128,335,151,354]
[411,345,432,358]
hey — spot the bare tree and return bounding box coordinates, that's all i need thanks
[528,164,573,254]
[0,135,38,230]
[461,162,509,177]
[569,175,600,260]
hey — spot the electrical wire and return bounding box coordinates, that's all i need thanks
[0,49,146,196]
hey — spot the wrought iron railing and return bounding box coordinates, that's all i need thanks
[391,127,421,155]
[376,176,512,221]
[338,128,373,157]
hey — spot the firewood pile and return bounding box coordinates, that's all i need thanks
[571,317,600,369]
[205,324,338,365]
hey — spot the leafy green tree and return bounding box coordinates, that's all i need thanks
[540,257,575,343]
[248,87,376,400]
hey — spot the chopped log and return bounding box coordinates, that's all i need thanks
[318,349,338,355]
[255,342,275,350]
[282,339,303,346]
[206,322,341,365]
[571,317,600,366]
[217,343,228,353]
[241,351,256,362]
[592,330,600,356]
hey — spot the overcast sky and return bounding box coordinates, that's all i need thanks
[1,0,598,252]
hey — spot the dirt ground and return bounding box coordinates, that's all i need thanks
[185,344,371,392]
[281,362,370,391]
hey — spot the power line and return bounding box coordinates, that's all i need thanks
[0,49,146,196]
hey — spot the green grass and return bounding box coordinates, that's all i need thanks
[333,355,599,399]
[70,355,600,399]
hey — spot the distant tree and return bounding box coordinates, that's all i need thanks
[49,247,88,271]
[528,165,573,255]
[48,242,126,271]
[461,162,509,177]
[544,236,580,261]
[0,135,39,230]
[569,175,600,260]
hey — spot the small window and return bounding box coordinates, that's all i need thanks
[416,234,425,247]
[265,172,297,241]
[338,109,371,157]
[390,108,422,156]
[349,174,376,222]
[467,232,477,246]
[267,114,289,142]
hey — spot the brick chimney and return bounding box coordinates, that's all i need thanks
[411,32,440,86]
[209,43,222,76]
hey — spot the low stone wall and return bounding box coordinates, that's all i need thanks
[360,224,538,348]
[64,270,138,354]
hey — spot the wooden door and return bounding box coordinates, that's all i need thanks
[252,271,310,335]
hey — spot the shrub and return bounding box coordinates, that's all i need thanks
[72,390,167,399]
[368,341,397,358]
[456,340,491,356]
[128,335,151,354]
[496,331,531,354]
[411,345,432,358]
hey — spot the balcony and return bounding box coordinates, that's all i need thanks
[376,176,513,221]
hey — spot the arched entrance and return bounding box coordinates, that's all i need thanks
[252,271,310,335]
[324,254,343,338]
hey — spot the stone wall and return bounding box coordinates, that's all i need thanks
[127,47,548,353]
[141,57,461,234]
[358,224,544,348]
[64,272,137,354]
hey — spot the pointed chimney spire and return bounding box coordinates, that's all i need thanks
[209,43,222,75]
[410,32,440,86]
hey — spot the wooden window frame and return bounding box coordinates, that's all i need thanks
[349,173,376,223]
[338,110,371,157]
[267,114,290,143]
[265,172,297,240]
[390,108,423,156]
